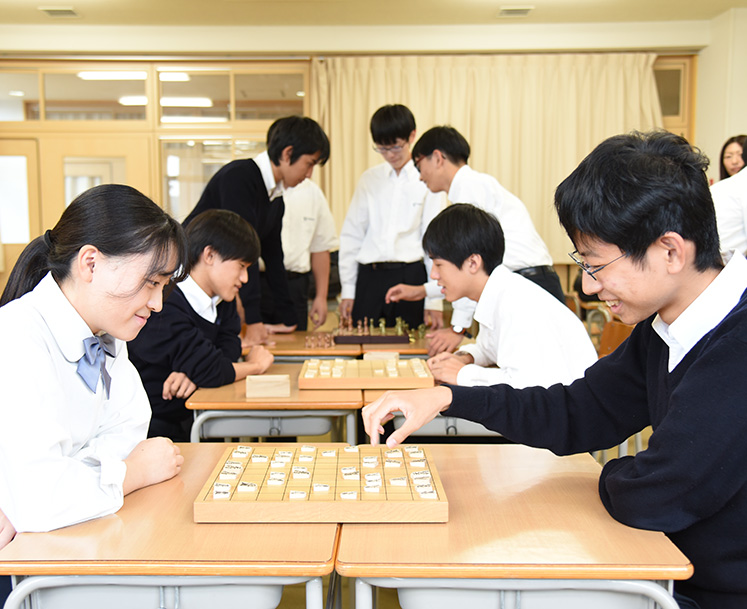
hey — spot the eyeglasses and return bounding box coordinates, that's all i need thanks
[568,249,627,281]
[372,143,405,154]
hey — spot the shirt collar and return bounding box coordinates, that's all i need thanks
[386,158,416,180]
[653,251,747,370]
[255,150,284,201]
[34,272,117,364]
[179,275,222,323]
[448,165,473,201]
[472,265,511,330]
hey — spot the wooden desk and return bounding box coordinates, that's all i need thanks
[0,443,339,609]
[361,337,430,356]
[186,363,363,443]
[336,444,692,609]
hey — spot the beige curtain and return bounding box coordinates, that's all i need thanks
[309,53,663,261]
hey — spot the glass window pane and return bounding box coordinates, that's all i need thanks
[160,73,230,124]
[654,69,681,117]
[44,72,147,120]
[64,157,126,205]
[0,72,40,121]
[0,156,30,243]
[161,140,233,221]
[234,73,305,120]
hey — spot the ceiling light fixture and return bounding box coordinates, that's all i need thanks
[8,91,26,97]
[160,97,213,108]
[118,96,148,106]
[77,71,148,81]
[161,116,228,124]
[497,5,534,18]
[159,72,191,82]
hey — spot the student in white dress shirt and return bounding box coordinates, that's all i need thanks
[387,125,564,355]
[338,104,447,329]
[711,146,747,256]
[0,184,186,550]
[423,204,597,387]
[260,178,339,330]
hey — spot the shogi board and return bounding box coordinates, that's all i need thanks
[334,329,410,344]
[297,358,434,390]
[194,444,448,523]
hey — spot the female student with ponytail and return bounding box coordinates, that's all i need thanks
[0,184,187,557]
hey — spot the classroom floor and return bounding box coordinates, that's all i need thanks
[277,575,401,609]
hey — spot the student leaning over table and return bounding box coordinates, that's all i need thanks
[363,131,747,609]
[0,184,186,544]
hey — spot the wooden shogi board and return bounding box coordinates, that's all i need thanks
[194,444,448,523]
[333,329,410,344]
[297,358,434,390]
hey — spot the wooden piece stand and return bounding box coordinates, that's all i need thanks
[194,444,448,524]
[333,330,410,345]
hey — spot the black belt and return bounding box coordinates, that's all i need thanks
[361,261,422,271]
[515,265,556,278]
[286,270,311,280]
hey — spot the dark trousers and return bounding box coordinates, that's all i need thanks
[352,261,426,329]
[514,265,565,304]
[0,576,11,606]
[260,271,311,331]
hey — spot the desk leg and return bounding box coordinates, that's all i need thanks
[346,413,356,445]
[305,576,323,609]
[355,578,375,609]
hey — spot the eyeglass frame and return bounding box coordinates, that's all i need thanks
[372,143,405,154]
[568,249,627,281]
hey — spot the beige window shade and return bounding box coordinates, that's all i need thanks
[309,53,663,261]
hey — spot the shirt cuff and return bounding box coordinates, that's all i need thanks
[425,297,443,311]
[424,281,443,299]
[341,284,357,300]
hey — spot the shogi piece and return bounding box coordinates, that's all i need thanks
[298,358,434,390]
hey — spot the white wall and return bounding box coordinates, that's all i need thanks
[695,8,747,182]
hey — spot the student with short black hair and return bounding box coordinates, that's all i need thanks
[0,184,186,545]
[365,131,747,609]
[387,125,563,355]
[423,204,596,387]
[129,209,273,442]
[184,115,330,346]
[338,104,446,329]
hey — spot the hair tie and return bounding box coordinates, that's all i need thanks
[43,229,54,250]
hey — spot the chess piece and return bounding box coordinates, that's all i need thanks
[378,318,386,335]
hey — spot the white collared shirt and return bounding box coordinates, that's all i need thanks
[281,178,339,274]
[456,265,597,387]
[254,150,284,201]
[711,168,747,256]
[179,274,222,323]
[339,160,447,309]
[0,273,150,533]
[653,251,747,371]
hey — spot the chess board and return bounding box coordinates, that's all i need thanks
[333,328,410,344]
[297,358,434,390]
[194,444,448,523]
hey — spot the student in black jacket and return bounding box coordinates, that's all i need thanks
[364,131,747,609]
[184,116,330,347]
[129,210,274,442]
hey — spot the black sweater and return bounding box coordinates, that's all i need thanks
[447,290,747,609]
[184,158,297,326]
[128,286,240,430]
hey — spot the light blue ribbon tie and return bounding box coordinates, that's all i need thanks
[77,335,116,398]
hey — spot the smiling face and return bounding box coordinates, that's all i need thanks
[429,257,471,302]
[723,142,745,177]
[85,251,176,340]
[205,255,250,302]
[575,237,670,325]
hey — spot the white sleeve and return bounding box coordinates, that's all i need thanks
[308,189,340,253]
[449,297,477,329]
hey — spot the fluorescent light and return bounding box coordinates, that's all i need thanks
[295,90,305,98]
[160,116,228,124]
[118,95,148,106]
[8,90,25,97]
[159,72,190,82]
[77,71,148,81]
[160,97,213,108]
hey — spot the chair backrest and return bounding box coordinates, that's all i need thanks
[564,292,581,318]
[598,320,635,358]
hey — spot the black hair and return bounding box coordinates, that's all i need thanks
[370,104,416,145]
[554,130,722,273]
[423,203,505,273]
[718,134,747,180]
[412,126,470,165]
[266,115,330,166]
[0,184,188,306]
[185,209,260,268]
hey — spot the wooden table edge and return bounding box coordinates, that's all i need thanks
[333,561,694,580]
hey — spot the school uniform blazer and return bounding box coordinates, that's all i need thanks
[184,157,297,326]
[128,285,241,425]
